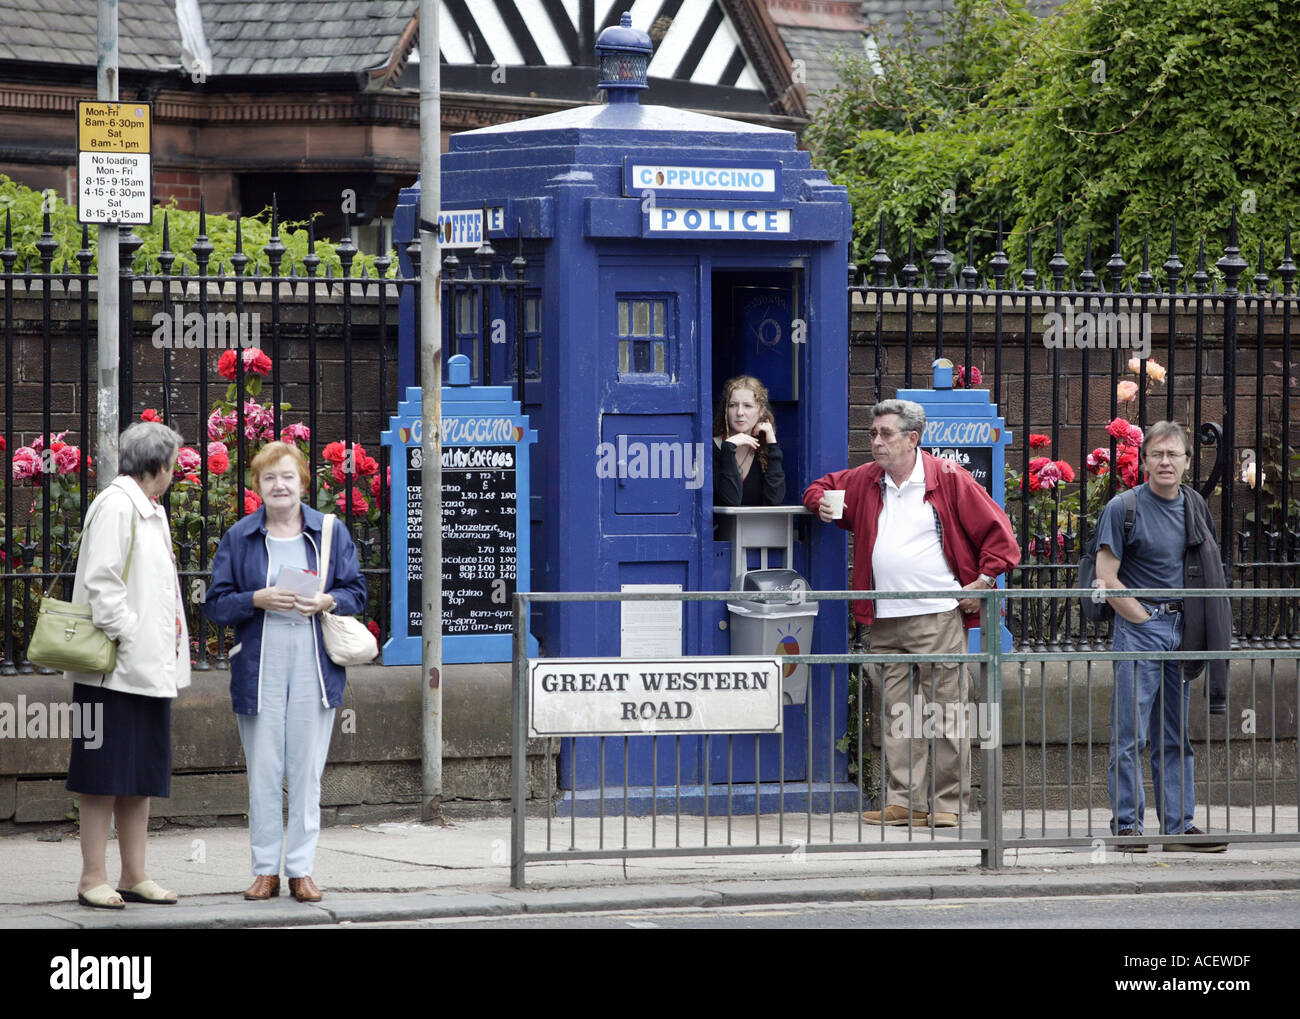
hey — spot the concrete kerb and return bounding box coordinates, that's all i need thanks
[4,817,1300,928]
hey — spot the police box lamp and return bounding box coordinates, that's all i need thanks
[932,357,955,389]
[596,12,652,100]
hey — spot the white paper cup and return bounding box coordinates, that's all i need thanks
[823,490,846,519]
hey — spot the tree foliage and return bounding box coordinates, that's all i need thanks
[0,174,392,276]
[806,0,1300,284]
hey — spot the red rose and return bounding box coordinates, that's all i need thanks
[208,452,229,475]
[1106,417,1143,447]
[0,436,5,452]
[366,620,381,640]
[1053,460,1075,483]
[1026,472,1041,494]
[1029,434,1051,449]
[140,408,163,422]
[185,472,200,485]
[1118,446,1141,488]
[336,488,370,515]
[243,349,273,376]
[322,441,347,464]
[1028,456,1050,473]
[218,349,238,381]
[244,490,263,515]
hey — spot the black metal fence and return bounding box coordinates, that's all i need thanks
[1,205,531,674]
[851,211,1300,651]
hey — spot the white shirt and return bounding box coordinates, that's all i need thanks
[871,453,960,618]
[66,475,192,697]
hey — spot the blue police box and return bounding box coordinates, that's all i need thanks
[392,14,854,812]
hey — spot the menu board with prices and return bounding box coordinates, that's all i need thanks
[405,445,517,635]
[380,369,537,665]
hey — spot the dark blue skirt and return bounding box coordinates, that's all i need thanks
[65,683,173,798]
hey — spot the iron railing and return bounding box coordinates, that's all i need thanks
[509,588,1300,887]
[0,205,532,674]
[851,212,1300,650]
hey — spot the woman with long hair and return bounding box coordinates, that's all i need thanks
[713,374,785,505]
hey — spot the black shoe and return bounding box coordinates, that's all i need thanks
[1163,826,1227,853]
[1115,828,1147,853]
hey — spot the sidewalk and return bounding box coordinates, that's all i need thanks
[3,809,1299,928]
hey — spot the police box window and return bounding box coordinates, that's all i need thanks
[617,296,671,378]
[452,287,482,379]
[508,292,542,382]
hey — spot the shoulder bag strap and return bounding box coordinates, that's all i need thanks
[317,513,335,594]
[43,493,136,600]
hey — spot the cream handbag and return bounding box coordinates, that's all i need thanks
[316,513,378,666]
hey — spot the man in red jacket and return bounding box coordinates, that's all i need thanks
[803,399,1020,827]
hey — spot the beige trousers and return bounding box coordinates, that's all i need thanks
[869,607,970,815]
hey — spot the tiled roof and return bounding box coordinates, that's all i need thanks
[0,0,412,76]
[202,1,413,77]
[0,0,180,68]
[776,24,869,108]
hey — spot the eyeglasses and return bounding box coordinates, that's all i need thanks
[869,428,907,440]
[1146,449,1188,462]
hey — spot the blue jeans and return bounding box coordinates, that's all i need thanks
[1109,608,1195,835]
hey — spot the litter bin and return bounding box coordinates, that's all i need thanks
[727,569,819,705]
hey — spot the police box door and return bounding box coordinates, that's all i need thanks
[588,256,707,787]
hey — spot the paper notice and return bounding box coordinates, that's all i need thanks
[620,584,683,657]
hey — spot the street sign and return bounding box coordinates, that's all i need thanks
[528,657,784,736]
[76,100,152,225]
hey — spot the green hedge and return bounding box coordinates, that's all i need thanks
[0,174,393,276]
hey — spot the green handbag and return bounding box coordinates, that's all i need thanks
[27,502,135,674]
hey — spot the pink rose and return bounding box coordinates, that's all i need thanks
[12,446,41,480]
[1036,462,1063,489]
[175,446,201,475]
[208,409,236,440]
[281,422,311,444]
[53,445,80,474]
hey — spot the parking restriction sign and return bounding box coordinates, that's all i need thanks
[76,100,153,225]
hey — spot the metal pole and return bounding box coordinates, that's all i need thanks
[511,594,527,887]
[980,591,1003,869]
[95,0,119,484]
[418,0,444,821]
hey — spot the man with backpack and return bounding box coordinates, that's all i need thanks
[1093,420,1228,852]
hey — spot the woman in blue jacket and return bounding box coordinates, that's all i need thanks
[205,441,367,903]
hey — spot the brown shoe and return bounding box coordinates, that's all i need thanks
[862,805,929,826]
[243,875,280,900]
[927,812,959,828]
[288,876,323,902]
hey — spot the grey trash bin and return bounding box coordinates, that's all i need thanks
[727,569,818,705]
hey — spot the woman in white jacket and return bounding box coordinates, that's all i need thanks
[64,421,192,909]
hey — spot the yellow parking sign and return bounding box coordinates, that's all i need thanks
[77,101,151,153]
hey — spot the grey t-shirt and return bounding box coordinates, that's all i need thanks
[1094,483,1186,597]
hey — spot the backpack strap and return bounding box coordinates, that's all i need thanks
[1120,486,1138,546]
